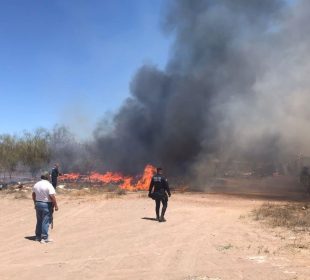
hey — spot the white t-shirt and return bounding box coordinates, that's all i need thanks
[32,179,56,202]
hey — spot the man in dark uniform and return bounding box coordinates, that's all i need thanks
[51,163,62,189]
[148,167,171,222]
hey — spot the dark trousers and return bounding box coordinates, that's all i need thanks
[155,198,168,218]
[51,179,57,189]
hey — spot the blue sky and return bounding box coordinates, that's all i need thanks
[0,0,171,137]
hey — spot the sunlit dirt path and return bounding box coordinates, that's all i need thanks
[0,192,309,280]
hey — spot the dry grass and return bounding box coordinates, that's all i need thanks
[175,186,189,193]
[1,188,18,195]
[285,237,310,250]
[252,202,310,231]
[116,188,127,195]
[64,186,127,198]
[216,243,233,251]
[105,189,127,199]
[14,191,30,199]
[0,184,128,201]
[0,187,31,199]
[138,192,148,198]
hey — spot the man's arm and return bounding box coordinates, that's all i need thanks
[165,179,171,197]
[56,167,63,177]
[32,192,36,207]
[49,194,59,211]
[148,178,154,196]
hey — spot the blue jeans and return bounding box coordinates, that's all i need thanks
[35,202,52,240]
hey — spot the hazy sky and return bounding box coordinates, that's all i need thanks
[0,0,171,136]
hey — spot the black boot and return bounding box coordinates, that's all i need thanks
[155,200,160,221]
[160,206,167,222]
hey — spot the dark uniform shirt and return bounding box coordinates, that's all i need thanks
[51,167,60,179]
[51,167,60,186]
[149,174,171,197]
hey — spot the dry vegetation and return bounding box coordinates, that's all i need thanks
[0,184,32,199]
[54,185,128,199]
[252,202,310,231]
[0,183,129,200]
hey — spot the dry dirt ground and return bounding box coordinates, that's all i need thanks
[0,190,309,280]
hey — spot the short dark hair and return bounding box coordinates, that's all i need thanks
[41,171,50,180]
[156,167,163,172]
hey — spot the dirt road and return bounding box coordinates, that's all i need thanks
[0,192,309,280]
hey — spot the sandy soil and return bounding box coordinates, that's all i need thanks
[0,191,309,280]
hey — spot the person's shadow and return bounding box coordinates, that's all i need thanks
[141,217,158,222]
[24,236,37,241]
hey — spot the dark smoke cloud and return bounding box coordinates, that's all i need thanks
[93,0,310,180]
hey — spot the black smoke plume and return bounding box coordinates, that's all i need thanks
[92,0,310,181]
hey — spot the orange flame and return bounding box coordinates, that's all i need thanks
[89,171,123,183]
[59,173,80,181]
[119,177,134,191]
[59,164,156,191]
[134,164,156,190]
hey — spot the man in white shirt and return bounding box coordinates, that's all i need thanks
[32,171,59,243]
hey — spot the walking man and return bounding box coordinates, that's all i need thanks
[32,171,58,243]
[51,163,62,189]
[148,167,171,222]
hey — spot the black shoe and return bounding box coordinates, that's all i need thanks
[160,216,166,222]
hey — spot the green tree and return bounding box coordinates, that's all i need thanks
[0,134,20,179]
[19,129,50,177]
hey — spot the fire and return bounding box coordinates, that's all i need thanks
[89,172,123,183]
[59,164,156,191]
[134,164,156,190]
[119,177,134,191]
[59,173,80,181]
